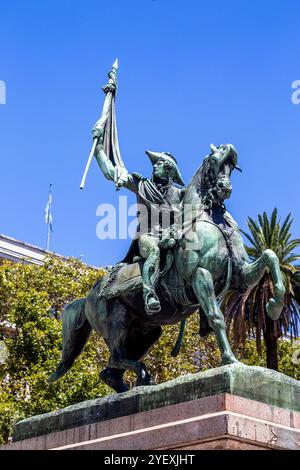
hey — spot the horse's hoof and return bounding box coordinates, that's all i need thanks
[266,298,282,320]
[100,369,129,393]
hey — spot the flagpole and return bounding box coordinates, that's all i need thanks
[46,217,51,251]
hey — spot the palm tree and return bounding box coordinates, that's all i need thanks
[223,208,300,370]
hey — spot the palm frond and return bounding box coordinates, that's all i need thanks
[279,213,292,242]
[282,240,300,258]
[272,222,281,254]
[262,211,271,246]
[240,230,259,253]
[247,217,265,253]
[269,208,278,248]
[245,247,259,259]
[283,255,300,265]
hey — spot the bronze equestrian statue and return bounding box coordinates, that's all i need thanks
[49,62,285,393]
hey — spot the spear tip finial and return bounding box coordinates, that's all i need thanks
[112,58,118,69]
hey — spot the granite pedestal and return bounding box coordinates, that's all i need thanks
[1,364,299,450]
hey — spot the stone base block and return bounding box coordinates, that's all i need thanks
[1,364,299,450]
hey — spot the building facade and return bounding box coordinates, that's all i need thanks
[0,234,49,266]
[0,234,52,338]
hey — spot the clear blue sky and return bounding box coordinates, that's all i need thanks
[0,0,299,267]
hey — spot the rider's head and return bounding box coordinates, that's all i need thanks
[145,151,185,186]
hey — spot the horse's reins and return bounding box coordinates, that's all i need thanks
[201,219,235,301]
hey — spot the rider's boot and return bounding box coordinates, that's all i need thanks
[142,250,161,315]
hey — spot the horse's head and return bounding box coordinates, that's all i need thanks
[184,143,241,212]
[200,143,241,211]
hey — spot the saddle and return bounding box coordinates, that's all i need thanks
[99,262,143,301]
[99,248,175,302]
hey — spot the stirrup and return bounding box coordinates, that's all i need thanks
[144,290,161,315]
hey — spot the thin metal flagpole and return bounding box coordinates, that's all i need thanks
[46,218,51,251]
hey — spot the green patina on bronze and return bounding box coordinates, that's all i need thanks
[15,364,300,442]
[48,61,286,394]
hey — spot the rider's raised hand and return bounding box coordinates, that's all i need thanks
[92,125,104,144]
[102,83,116,94]
[132,172,143,181]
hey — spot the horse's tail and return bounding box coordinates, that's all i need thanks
[171,320,186,357]
[48,298,92,383]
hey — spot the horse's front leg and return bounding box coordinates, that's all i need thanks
[240,249,285,320]
[192,267,238,365]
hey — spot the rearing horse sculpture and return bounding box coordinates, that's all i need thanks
[49,144,285,393]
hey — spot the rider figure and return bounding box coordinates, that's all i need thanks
[93,126,185,315]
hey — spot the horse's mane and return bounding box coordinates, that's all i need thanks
[182,154,220,211]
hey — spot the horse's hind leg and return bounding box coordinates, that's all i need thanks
[124,326,162,386]
[100,299,160,392]
[106,348,152,390]
[107,325,162,388]
[192,267,238,365]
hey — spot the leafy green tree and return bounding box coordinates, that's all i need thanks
[223,209,300,370]
[0,257,109,444]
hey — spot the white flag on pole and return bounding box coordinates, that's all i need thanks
[45,184,53,232]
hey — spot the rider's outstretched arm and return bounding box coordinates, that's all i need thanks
[93,128,136,193]
[94,141,115,181]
